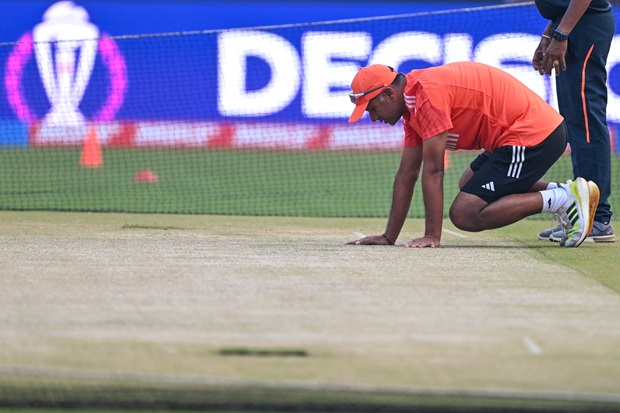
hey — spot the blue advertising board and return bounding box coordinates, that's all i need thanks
[0,0,504,42]
[1,1,620,148]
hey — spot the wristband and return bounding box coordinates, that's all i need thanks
[541,34,551,40]
[382,234,394,245]
[552,29,569,41]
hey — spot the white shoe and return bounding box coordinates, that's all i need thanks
[537,180,573,242]
[556,178,597,248]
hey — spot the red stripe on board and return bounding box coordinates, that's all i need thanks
[207,123,235,147]
[305,125,333,150]
[108,122,138,147]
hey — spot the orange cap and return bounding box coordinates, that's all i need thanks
[348,64,398,123]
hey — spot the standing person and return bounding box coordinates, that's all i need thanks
[532,0,615,242]
[345,62,599,248]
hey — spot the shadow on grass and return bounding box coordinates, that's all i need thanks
[2,382,620,413]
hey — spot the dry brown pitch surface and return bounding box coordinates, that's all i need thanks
[1,211,619,411]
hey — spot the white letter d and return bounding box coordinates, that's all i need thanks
[218,30,300,117]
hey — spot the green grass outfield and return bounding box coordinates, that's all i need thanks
[0,211,619,413]
[1,148,617,217]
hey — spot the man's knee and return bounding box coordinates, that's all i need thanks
[449,206,466,230]
[450,193,487,232]
[450,206,477,231]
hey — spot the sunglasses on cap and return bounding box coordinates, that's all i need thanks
[348,84,387,104]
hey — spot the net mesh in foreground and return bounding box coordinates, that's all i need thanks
[0,3,617,218]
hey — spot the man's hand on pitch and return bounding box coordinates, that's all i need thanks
[345,234,392,245]
[404,235,440,248]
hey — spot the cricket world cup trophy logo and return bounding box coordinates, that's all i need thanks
[5,1,127,142]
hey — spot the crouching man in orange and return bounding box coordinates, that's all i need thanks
[346,62,598,248]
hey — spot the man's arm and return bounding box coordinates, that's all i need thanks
[556,0,591,35]
[383,145,423,243]
[405,131,447,248]
[346,145,422,245]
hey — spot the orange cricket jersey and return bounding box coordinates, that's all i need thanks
[402,61,563,151]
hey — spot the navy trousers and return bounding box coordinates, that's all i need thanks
[554,10,615,223]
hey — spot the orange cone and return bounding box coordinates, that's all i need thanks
[80,126,103,168]
[133,169,159,183]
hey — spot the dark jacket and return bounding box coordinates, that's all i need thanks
[534,0,612,21]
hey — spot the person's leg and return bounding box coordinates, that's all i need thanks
[461,151,552,193]
[558,12,614,224]
[451,123,570,234]
[450,191,544,231]
[451,176,596,248]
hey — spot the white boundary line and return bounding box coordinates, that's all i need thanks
[521,337,543,355]
[442,229,467,238]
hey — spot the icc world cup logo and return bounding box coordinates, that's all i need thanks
[5,1,127,135]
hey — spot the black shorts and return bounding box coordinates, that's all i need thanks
[461,121,568,203]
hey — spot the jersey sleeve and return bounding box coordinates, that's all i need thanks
[415,85,453,140]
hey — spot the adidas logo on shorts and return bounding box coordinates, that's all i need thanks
[482,181,495,191]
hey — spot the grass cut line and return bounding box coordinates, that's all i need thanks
[217,347,309,358]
